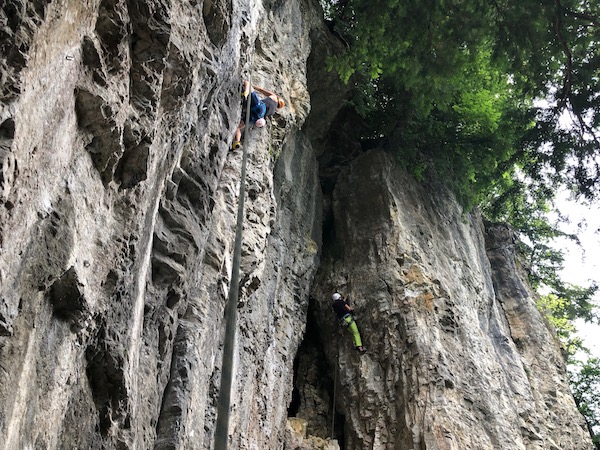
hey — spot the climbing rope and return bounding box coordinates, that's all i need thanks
[214,73,254,450]
[331,341,339,440]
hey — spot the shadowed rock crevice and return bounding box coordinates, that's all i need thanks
[115,123,151,189]
[160,44,193,110]
[154,321,194,450]
[127,0,171,115]
[289,297,344,444]
[48,266,89,330]
[75,89,150,189]
[151,199,204,287]
[176,168,210,208]
[152,250,186,286]
[85,319,130,437]
[0,118,16,194]
[81,35,107,87]
[75,88,123,184]
[95,0,128,74]
[0,192,76,336]
[0,0,51,101]
[202,0,232,48]
[28,196,76,290]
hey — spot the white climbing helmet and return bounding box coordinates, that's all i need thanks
[332,292,341,301]
[255,117,266,128]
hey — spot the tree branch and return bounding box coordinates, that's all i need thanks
[554,0,573,109]
[561,7,599,26]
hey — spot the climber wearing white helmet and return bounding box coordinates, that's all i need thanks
[331,292,367,354]
[232,80,285,150]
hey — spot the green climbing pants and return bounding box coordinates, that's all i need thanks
[343,315,363,348]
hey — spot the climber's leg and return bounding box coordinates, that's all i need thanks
[232,120,244,149]
[344,316,363,348]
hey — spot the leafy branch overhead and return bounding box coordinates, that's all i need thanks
[324,0,600,205]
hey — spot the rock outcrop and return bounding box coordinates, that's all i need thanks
[303,150,591,449]
[0,0,593,449]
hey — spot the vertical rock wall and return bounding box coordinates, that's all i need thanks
[306,150,592,449]
[0,0,323,448]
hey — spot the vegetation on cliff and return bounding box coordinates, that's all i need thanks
[321,0,599,442]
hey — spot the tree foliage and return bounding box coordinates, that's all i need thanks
[324,0,600,205]
[536,291,594,358]
[570,357,600,447]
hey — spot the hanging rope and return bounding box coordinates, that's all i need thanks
[214,74,254,450]
[331,341,339,440]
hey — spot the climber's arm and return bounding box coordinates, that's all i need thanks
[253,85,278,101]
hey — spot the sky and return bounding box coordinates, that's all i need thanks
[540,101,600,360]
[552,192,600,359]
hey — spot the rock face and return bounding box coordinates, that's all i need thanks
[0,1,593,450]
[304,151,592,449]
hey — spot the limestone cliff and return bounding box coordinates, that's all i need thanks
[305,151,592,449]
[0,1,593,450]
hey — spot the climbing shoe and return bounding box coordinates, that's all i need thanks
[356,346,367,354]
[231,141,241,150]
[241,90,249,100]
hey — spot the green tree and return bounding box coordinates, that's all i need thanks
[535,288,599,445]
[324,0,600,205]
[570,357,600,447]
[536,292,595,359]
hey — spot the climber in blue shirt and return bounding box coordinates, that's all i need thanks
[332,292,367,353]
[232,80,285,150]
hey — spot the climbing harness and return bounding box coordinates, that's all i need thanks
[338,311,366,353]
[214,72,255,450]
[339,312,354,328]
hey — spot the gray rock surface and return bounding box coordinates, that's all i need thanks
[0,0,593,449]
[307,150,592,449]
